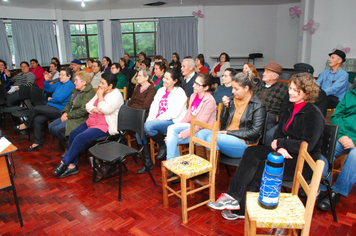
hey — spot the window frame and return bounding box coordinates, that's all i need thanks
[70,22,99,61]
[121,20,158,61]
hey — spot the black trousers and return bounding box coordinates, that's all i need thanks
[326,95,339,109]
[226,145,302,215]
[24,105,61,145]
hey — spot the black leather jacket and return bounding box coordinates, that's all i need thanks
[221,94,266,144]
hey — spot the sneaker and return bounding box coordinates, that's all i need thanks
[207,193,240,210]
[221,210,245,220]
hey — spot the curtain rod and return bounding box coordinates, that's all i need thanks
[0,18,56,21]
[110,16,193,21]
[63,19,104,22]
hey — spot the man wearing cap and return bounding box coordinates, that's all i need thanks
[253,61,288,131]
[316,49,349,109]
[71,59,82,74]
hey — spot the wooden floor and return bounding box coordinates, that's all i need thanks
[1,121,356,235]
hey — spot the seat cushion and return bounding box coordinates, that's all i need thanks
[163,154,212,179]
[246,192,305,229]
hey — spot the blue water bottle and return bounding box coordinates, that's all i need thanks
[258,152,284,209]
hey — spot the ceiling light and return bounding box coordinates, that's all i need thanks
[81,1,85,7]
[4,0,8,2]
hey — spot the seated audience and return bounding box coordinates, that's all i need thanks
[0,59,11,91]
[53,73,123,178]
[152,61,166,90]
[47,62,60,83]
[16,67,75,151]
[181,58,198,97]
[165,73,216,167]
[111,63,127,90]
[90,61,103,89]
[169,52,181,72]
[131,59,151,85]
[71,60,82,75]
[243,62,261,85]
[124,53,135,70]
[210,52,231,85]
[7,61,35,106]
[127,69,157,173]
[195,72,266,185]
[83,59,94,73]
[212,68,236,105]
[317,87,356,212]
[134,52,147,70]
[253,61,288,131]
[207,72,324,220]
[141,68,187,173]
[119,57,131,79]
[48,71,95,155]
[30,59,45,88]
[51,57,61,72]
[102,56,112,73]
[195,54,209,74]
[316,49,349,109]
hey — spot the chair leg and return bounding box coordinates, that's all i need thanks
[118,161,122,201]
[12,184,24,227]
[123,162,128,171]
[225,164,231,176]
[245,207,250,236]
[181,174,188,224]
[325,180,338,222]
[162,164,169,208]
[92,156,97,184]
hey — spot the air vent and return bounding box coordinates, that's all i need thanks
[144,1,166,6]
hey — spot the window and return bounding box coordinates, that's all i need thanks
[70,23,98,60]
[121,21,157,61]
[5,23,15,66]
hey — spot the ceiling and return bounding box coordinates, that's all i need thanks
[1,0,300,11]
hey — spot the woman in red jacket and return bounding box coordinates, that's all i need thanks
[30,59,45,88]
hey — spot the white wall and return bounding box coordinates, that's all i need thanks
[310,0,356,75]
[2,4,302,69]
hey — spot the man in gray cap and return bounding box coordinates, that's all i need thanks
[316,49,349,109]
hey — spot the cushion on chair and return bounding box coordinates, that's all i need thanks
[163,154,212,179]
[246,192,305,229]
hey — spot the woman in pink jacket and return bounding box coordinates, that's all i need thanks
[165,73,217,161]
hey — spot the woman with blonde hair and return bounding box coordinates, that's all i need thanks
[243,62,261,85]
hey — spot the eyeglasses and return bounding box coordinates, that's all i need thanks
[193,82,205,88]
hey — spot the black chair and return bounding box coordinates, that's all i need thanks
[11,87,45,141]
[219,112,269,176]
[282,124,339,222]
[89,105,157,201]
[0,82,7,106]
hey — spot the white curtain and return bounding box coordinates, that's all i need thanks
[63,21,73,63]
[0,20,12,67]
[12,20,58,66]
[97,20,105,60]
[111,20,123,62]
[156,17,198,60]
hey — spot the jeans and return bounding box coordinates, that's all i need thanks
[166,123,191,160]
[61,123,109,166]
[195,129,247,158]
[136,119,174,145]
[320,141,356,197]
[48,118,67,142]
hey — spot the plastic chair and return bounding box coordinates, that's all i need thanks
[162,116,219,223]
[245,142,325,236]
[88,105,157,201]
[282,124,339,222]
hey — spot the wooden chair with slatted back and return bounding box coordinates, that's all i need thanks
[118,87,127,100]
[162,116,219,224]
[244,142,325,236]
[179,103,223,156]
[331,153,347,184]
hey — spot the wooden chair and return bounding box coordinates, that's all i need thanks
[162,116,219,224]
[331,153,347,182]
[0,154,23,227]
[244,142,325,236]
[178,103,223,156]
[119,87,127,100]
[325,108,335,124]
